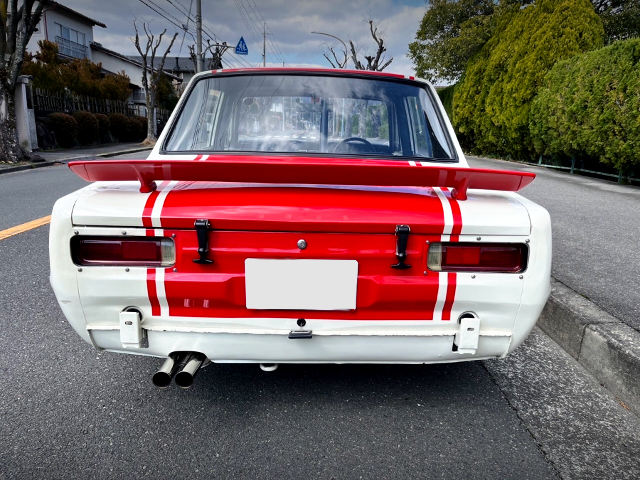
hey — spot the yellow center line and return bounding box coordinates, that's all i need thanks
[0,215,51,241]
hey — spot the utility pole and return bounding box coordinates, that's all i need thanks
[196,0,203,72]
[263,22,266,67]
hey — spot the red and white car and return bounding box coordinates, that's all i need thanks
[50,69,551,388]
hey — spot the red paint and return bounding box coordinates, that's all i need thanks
[68,157,535,197]
[441,188,463,320]
[162,230,442,320]
[210,67,406,79]
[442,272,457,321]
[142,190,160,227]
[146,268,161,316]
[158,182,445,233]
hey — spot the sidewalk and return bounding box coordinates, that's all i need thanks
[0,143,152,175]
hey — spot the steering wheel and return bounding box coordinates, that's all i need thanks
[333,137,373,153]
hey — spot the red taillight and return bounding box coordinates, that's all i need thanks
[427,243,527,273]
[71,237,175,267]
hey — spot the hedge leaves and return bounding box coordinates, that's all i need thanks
[453,0,603,159]
[530,38,640,171]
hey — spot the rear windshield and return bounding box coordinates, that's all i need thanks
[164,74,455,161]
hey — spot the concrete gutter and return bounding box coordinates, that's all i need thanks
[0,145,152,175]
[538,278,640,415]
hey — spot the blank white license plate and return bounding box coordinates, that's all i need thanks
[245,259,358,310]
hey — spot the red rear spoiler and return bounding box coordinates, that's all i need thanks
[68,156,535,200]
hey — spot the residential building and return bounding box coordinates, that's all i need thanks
[26,1,180,110]
[129,56,196,93]
[27,1,106,61]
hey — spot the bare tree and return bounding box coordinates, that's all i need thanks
[132,20,178,145]
[312,31,348,69]
[314,20,393,71]
[0,0,51,163]
[189,39,229,71]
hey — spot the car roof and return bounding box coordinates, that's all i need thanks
[196,67,424,83]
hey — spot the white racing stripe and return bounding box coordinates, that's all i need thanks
[408,160,417,166]
[151,181,179,228]
[433,187,455,320]
[155,267,170,317]
[434,187,453,238]
[433,272,449,320]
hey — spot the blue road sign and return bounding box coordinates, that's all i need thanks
[235,37,248,55]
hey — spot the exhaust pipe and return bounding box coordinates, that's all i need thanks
[152,353,185,388]
[260,363,279,372]
[175,352,207,389]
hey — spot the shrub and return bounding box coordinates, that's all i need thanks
[108,113,130,141]
[530,38,640,172]
[72,111,99,145]
[135,116,148,139]
[95,113,110,142]
[436,84,456,122]
[453,0,603,159]
[127,117,144,141]
[48,113,78,148]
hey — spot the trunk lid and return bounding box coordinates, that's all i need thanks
[72,182,530,235]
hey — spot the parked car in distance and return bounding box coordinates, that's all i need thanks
[51,68,551,389]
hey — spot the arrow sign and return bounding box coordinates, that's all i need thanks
[235,37,248,55]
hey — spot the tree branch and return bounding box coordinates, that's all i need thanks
[323,52,337,68]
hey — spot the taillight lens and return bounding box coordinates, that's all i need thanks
[427,243,527,273]
[71,236,175,267]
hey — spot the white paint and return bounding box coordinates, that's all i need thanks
[245,259,358,311]
[155,267,170,317]
[433,271,449,321]
[454,315,481,354]
[151,181,178,228]
[433,187,453,236]
[119,311,143,347]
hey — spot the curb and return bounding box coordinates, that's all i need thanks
[537,278,640,415]
[0,146,152,176]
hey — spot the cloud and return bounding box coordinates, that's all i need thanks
[54,0,426,75]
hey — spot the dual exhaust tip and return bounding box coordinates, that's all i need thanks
[153,352,207,389]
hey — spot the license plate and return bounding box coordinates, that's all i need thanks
[245,259,358,310]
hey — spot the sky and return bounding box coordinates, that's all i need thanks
[53,0,427,76]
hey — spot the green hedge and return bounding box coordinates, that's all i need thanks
[108,113,130,142]
[530,38,640,172]
[95,113,110,141]
[436,84,456,122]
[49,113,78,148]
[453,0,603,159]
[73,111,99,145]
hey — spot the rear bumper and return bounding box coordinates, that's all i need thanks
[50,189,551,364]
[90,328,512,363]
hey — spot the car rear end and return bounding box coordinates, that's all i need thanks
[49,69,551,385]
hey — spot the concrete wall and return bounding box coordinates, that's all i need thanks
[13,77,38,152]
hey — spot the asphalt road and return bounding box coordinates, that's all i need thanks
[467,156,640,332]
[1,155,639,478]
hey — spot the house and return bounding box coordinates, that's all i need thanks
[129,56,196,93]
[92,44,182,107]
[27,1,106,61]
[27,1,181,110]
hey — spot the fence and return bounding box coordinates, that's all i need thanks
[33,88,172,125]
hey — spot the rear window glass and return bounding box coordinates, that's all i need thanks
[165,74,455,161]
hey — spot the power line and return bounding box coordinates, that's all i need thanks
[246,0,286,65]
[141,0,186,29]
[160,0,254,68]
